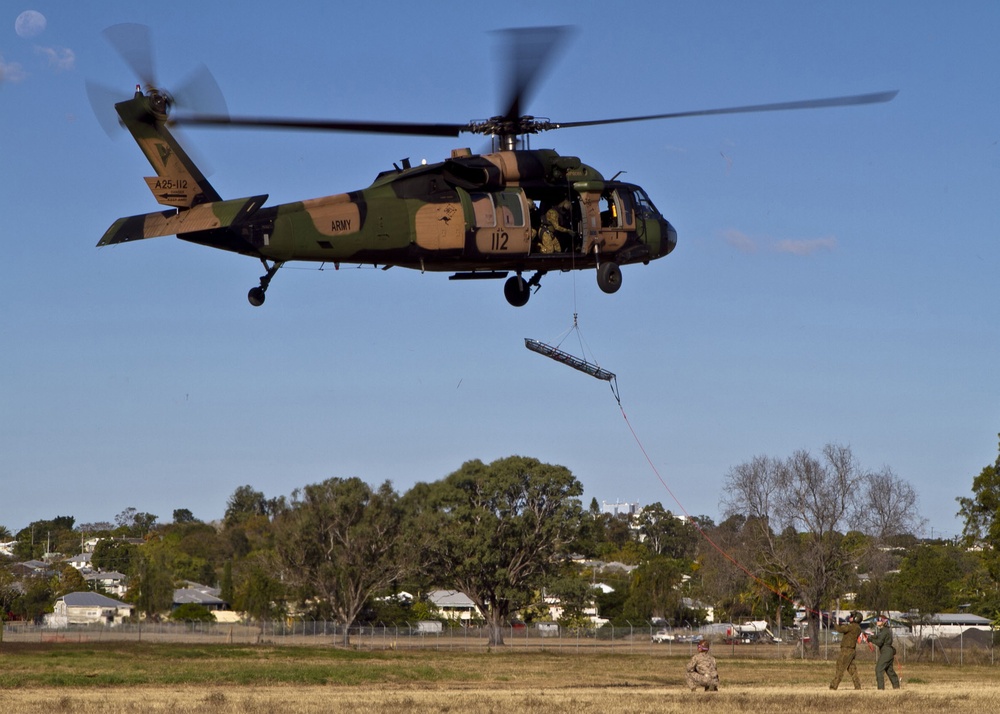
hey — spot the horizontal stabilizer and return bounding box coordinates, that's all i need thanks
[98,195,268,246]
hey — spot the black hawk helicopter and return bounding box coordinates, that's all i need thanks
[94,25,896,307]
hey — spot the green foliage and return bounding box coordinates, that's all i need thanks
[407,456,583,646]
[56,565,88,597]
[13,516,76,560]
[10,575,54,622]
[622,556,685,621]
[231,552,285,622]
[169,603,215,622]
[636,503,700,560]
[127,552,175,618]
[114,508,158,538]
[890,544,969,615]
[275,477,404,640]
[172,509,198,524]
[957,434,1000,578]
[545,573,594,626]
[91,538,139,574]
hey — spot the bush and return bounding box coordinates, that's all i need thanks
[169,603,215,622]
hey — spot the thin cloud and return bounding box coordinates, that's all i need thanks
[773,236,838,256]
[722,230,838,256]
[723,229,759,253]
[0,55,28,83]
[35,46,76,72]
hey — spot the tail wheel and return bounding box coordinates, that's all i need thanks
[504,275,531,307]
[597,261,622,294]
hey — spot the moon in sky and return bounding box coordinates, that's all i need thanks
[15,10,47,39]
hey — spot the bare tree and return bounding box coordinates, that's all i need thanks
[721,444,868,653]
[856,466,924,540]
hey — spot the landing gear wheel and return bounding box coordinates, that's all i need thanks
[504,275,531,307]
[597,261,622,294]
[247,259,284,307]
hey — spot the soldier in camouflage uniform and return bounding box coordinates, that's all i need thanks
[829,610,863,690]
[869,617,900,690]
[685,640,719,691]
[538,200,574,253]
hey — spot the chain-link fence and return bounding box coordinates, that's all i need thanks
[2,620,996,664]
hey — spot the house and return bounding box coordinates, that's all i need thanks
[427,590,480,621]
[173,583,227,612]
[913,613,993,638]
[84,570,128,598]
[46,592,132,627]
[65,553,92,570]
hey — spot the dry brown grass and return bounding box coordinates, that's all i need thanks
[0,643,995,713]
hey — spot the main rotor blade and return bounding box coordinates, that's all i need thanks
[497,26,575,122]
[103,23,157,89]
[551,90,899,130]
[172,114,465,138]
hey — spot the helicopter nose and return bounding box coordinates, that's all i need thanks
[662,219,677,256]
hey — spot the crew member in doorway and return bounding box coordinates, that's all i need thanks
[538,199,574,253]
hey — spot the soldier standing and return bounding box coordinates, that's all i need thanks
[685,640,719,691]
[869,616,900,690]
[829,610,863,690]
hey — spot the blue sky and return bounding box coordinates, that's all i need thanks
[1,2,997,540]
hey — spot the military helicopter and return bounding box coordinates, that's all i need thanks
[95,25,896,307]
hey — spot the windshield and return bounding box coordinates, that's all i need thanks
[629,186,661,219]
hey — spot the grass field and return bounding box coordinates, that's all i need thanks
[0,642,996,712]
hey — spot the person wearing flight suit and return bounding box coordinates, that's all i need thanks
[829,610,863,690]
[685,640,719,692]
[869,616,900,690]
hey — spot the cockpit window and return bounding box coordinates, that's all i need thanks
[631,187,660,219]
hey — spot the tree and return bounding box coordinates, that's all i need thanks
[13,516,76,560]
[114,508,158,539]
[91,539,139,574]
[409,456,583,646]
[172,509,198,524]
[545,574,593,628]
[128,552,174,619]
[225,485,283,529]
[891,544,965,618]
[275,477,405,645]
[56,565,88,597]
[231,552,285,629]
[957,434,1000,578]
[637,503,700,560]
[623,556,686,622]
[169,603,215,622]
[721,445,868,653]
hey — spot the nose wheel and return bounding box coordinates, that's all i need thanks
[248,259,284,306]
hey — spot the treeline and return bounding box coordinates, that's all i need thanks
[3,442,999,647]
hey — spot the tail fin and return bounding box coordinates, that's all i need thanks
[116,88,221,208]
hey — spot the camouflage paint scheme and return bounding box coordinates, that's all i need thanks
[100,91,677,304]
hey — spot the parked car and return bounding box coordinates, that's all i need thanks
[651,630,676,643]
